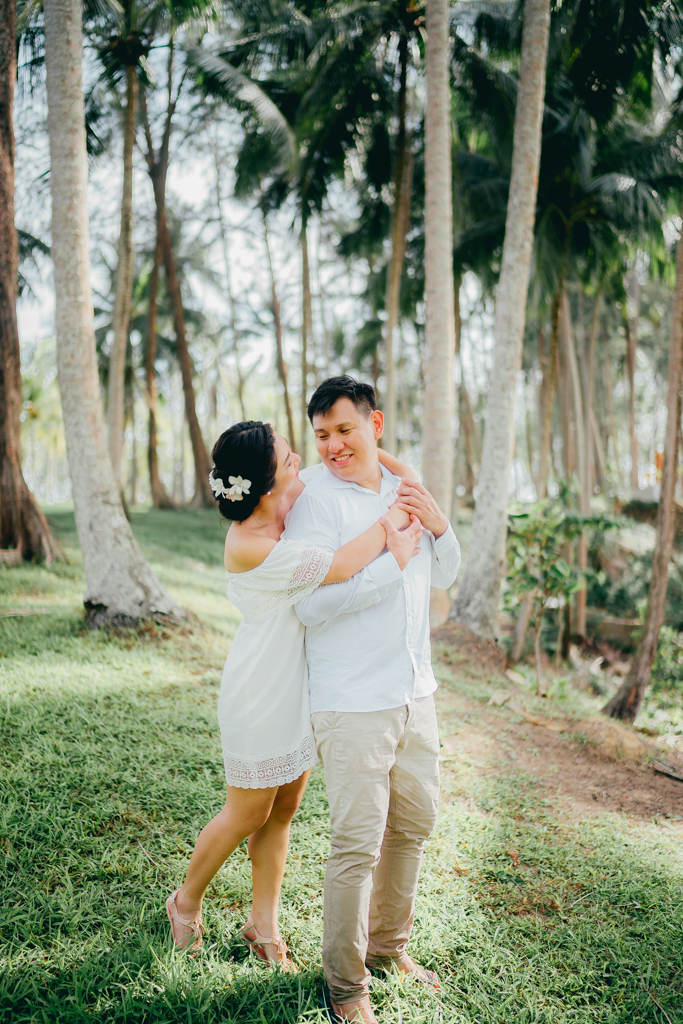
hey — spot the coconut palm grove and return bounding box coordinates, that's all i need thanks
[2,0,683,1021]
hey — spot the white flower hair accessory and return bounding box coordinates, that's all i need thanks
[209,470,251,501]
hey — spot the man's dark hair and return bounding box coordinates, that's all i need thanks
[307,375,377,422]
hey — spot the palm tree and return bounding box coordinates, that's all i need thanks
[0,0,63,564]
[93,0,154,489]
[450,0,551,639]
[43,0,181,623]
[141,39,214,505]
[422,0,456,620]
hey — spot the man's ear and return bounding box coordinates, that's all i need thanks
[372,409,384,440]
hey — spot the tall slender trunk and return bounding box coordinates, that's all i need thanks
[604,344,623,485]
[424,0,456,623]
[141,67,212,507]
[208,126,246,420]
[43,0,179,623]
[0,0,63,564]
[383,32,411,454]
[160,217,212,505]
[604,199,683,721]
[451,0,551,637]
[584,289,601,494]
[299,221,312,464]
[563,292,587,637]
[144,212,174,508]
[625,280,639,488]
[107,64,137,486]
[264,215,295,446]
[537,283,563,496]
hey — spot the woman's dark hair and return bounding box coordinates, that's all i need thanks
[307,375,377,422]
[210,421,277,522]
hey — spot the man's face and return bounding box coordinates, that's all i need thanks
[312,397,384,486]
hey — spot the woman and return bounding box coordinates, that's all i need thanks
[166,420,420,967]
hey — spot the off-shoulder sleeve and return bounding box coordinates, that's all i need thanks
[228,540,334,623]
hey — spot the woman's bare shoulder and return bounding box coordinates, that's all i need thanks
[224,525,277,573]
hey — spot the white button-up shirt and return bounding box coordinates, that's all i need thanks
[283,463,461,714]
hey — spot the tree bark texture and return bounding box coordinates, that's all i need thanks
[144,215,174,508]
[563,292,587,637]
[450,0,551,637]
[604,201,683,721]
[299,223,312,464]
[160,218,213,505]
[43,0,180,622]
[107,64,137,486]
[383,32,411,455]
[423,0,456,623]
[0,0,63,564]
[626,300,639,489]
[537,284,562,497]
[264,217,295,446]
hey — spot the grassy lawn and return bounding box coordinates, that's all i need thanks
[1,508,682,1023]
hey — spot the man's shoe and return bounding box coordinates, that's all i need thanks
[321,986,379,1023]
[366,952,441,991]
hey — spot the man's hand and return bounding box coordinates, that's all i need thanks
[396,481,449,538]
[380,514,423,571]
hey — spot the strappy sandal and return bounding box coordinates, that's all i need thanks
[165,889,205,955]
[240,918,296,972]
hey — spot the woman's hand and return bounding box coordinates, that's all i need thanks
[380,514,423,571]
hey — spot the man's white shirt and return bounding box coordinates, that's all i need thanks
[283,463,461,714]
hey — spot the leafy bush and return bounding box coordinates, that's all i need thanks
[651,626,683,692]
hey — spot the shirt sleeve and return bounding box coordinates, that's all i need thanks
[284,488,404,627]
[429,522,461,590]
[295,551,403,627]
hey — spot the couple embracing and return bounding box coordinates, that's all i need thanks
[165,376,460,1023]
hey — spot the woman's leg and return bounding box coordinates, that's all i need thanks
[247,770,310,938]
[174,785,278,926]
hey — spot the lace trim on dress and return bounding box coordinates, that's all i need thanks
[231,545,334,624]
[223,731,317,789]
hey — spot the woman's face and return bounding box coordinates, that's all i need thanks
[272,432,301,494]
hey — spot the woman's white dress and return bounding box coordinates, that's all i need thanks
[218,540,333,789]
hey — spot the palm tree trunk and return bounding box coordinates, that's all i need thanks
[0,0,63,564]
[160,218,213,506]
[626,276,638,487]
[423,0,456,623]
[300,222,312,464]
[144,216,174,508]
[383,31,411,454]
[604,344,623,485]
[208,126,247,419]
[537,284,562,496]
[107,63,137,487]
[450,0,551,637]
[563,292,587,637]
[604,200,683,721]
[43,0,179,623]
[264,215,295,447]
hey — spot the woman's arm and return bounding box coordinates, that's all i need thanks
[322,504,418,584]
[378,449,420,482]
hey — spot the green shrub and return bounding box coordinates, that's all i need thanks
[651,626,683,692]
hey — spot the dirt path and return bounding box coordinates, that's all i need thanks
[433,625,683,827]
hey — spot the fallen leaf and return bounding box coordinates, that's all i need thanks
[488,691,512,707]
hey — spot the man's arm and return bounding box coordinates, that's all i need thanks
[430,523,461,590]
[285,490,404,627]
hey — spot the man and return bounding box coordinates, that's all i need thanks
[284,376,460,1023]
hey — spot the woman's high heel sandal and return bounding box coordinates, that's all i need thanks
[240,918,296,972]
[166,889,205,955]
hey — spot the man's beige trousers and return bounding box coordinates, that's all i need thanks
[311,695,440,1004]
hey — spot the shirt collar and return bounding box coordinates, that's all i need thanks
[320,461,398,495]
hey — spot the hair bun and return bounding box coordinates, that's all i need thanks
[210,421,277,522]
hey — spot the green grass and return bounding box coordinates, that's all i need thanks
[1,508,682,1022]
